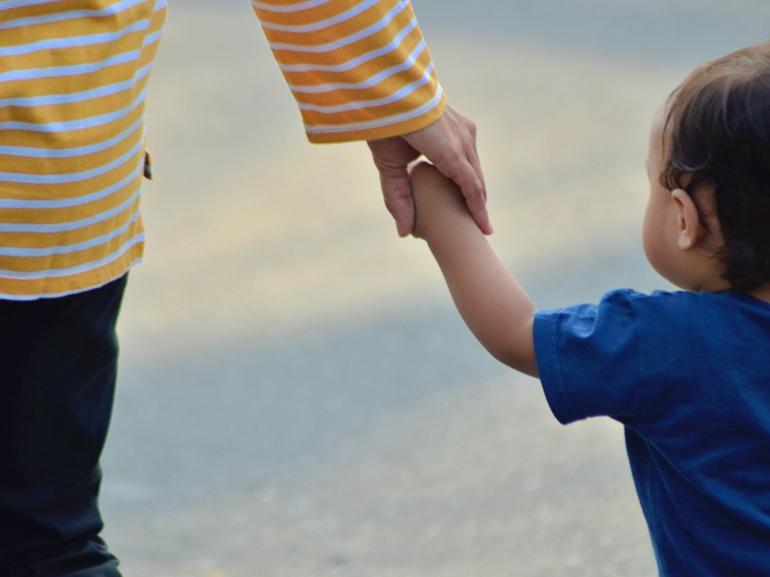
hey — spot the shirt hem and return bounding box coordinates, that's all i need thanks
[0,258,142,302]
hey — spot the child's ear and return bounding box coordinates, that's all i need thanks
[671,188,704,250]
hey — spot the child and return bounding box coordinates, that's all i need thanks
[409,42,770,576]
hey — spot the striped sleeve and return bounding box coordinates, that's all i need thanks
[250,0,447,143]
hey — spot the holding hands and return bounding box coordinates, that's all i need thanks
[367,105,492,237]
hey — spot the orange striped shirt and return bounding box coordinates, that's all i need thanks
[0,0,444,300]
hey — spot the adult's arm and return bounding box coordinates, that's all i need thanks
[250,0,490,235]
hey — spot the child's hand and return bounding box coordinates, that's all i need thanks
[409,161,470,240]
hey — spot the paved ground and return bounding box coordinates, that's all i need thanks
[99,3,768,576]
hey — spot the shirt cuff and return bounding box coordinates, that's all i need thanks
[305,89,447,144]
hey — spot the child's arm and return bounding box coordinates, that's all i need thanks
[411,163,539,377]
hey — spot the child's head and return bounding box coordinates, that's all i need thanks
[643,42,770,294]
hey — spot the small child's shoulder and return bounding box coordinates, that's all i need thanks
[598,287,691,309]
[601,287,765,319]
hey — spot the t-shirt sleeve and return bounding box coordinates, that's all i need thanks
[533,289,644,425]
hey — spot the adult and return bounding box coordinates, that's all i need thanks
[0,1,488,575]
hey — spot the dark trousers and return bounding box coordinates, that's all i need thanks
[0,275,127,577]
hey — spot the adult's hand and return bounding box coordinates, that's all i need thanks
[368,104,492,237]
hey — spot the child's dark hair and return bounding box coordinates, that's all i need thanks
[661,42,770,292]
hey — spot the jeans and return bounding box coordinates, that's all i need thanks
[0,275,127,577]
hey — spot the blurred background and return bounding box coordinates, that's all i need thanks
[101,2,769,576]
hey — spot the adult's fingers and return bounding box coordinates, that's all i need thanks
[435,151,493,235]
[379,166,415,237]
[464,119,487,202]
[404,105,491,234]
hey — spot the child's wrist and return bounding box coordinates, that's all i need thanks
[413,188,448,238]
[410,162,468,239]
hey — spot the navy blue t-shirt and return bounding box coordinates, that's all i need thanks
[534,289,770,577]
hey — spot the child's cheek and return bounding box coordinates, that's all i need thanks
[642,196,670,279]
